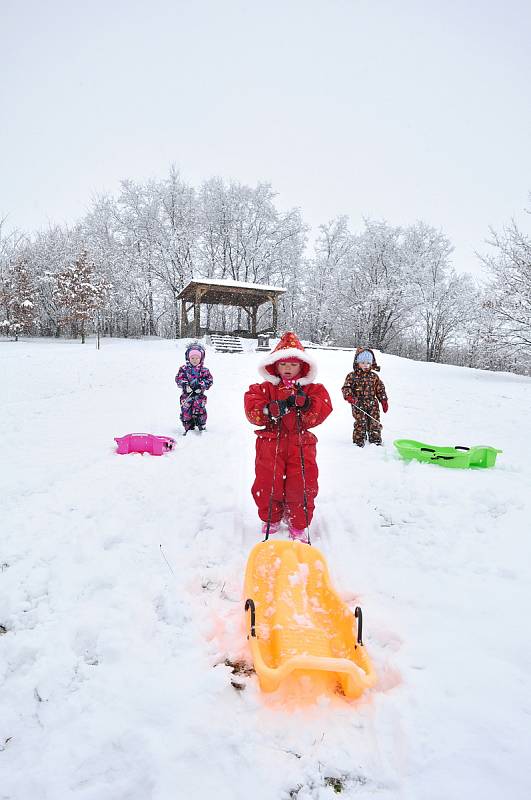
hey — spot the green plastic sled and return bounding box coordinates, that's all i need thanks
[393,439,502,469]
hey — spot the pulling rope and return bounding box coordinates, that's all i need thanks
[159,543,176,576]
[351,402,383,428]
[263,419,282,541]
[296,409,311,546]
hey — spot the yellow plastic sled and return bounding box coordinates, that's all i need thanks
[244,540,377,699]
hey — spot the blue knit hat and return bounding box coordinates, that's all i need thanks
[356,350,373,364]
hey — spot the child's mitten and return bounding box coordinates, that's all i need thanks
[287,385,310,411]
[266,399,289,418]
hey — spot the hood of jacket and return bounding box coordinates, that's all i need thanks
[353,346,380,372]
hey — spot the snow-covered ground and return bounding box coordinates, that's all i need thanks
[1,337,530,800]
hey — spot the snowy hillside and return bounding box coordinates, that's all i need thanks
[1,338,530,800]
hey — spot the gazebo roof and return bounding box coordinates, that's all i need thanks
[177,278,286,307]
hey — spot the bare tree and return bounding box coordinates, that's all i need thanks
[480,202,531,355]
[405,222,473,361]
[197,178,306,332]
[148,168,196,337]
[303,216,354,343]
[350,220,412,349]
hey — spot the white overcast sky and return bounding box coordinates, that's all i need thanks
[1,0,530,274]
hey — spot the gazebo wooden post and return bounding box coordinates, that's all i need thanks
[272,297,278,334]
[194,288,201,337]
[251,305,257,336]
[180,298,188,338]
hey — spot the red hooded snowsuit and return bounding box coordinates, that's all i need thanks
[244,335,332,531]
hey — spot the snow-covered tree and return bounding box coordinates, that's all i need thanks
[0,222,33,339]
[404,222,473,362]
[301,217,416,349]
[459,292,513,371]
[302,216,354,343]
[3,256,37,340]
[26,225,84,337]
[53,251,112,343]
[480,203,531,358]
[349,219,412,349]
[196,178,306,332]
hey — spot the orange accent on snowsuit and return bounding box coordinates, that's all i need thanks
[244,381,332,530]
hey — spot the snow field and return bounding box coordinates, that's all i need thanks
[1,338,530,799]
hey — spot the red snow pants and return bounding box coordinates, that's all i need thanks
[251,431,318,530]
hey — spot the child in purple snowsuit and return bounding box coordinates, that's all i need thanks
[175,343,213,433]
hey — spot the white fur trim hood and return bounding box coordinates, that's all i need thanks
[258,347,318,385]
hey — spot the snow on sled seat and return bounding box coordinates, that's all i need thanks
[394,439,502,469]
[244,540,377,699]
[114,433,175,456]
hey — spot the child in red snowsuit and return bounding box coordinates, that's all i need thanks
[244,332,332,543]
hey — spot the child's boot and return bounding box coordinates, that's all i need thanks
[288,523,309,543]
[261,520,281,536]
[289,528,309,544]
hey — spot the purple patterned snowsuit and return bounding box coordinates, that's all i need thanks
[175,344,213,432]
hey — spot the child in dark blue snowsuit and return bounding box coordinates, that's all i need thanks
[175,343,213,433]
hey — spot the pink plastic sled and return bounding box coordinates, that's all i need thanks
[114,433,175,456]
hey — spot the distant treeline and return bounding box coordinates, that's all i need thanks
[1,169,529,373]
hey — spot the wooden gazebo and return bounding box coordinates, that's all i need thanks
[177,278,286,338]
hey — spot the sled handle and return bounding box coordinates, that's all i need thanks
[245,598,256,638]
[433,455,454,461]
[420,447,436,453]
[454,446,470,451]
[354,606,363,646]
